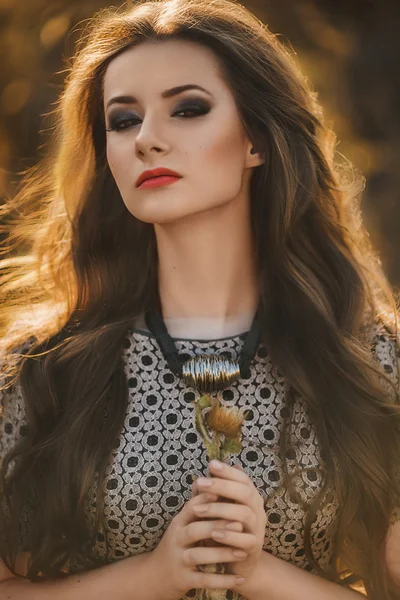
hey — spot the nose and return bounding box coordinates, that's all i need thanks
[134,117,168,158]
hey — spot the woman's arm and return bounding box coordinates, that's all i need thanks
[236,551,364,599]
[0,551,159,600]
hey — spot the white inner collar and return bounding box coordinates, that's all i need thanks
[135,311,255,340]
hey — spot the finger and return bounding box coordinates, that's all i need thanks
[208,461,249,484]
[183,544,248,568]
[193,490,219,502]
[182,492,219,526]
[183,519,242,546]
[197,478,259,513]
[192,480,218,499]
[193,502,256,531]
[210,528,257,551]
[193,571,246,591]
[226,521,244,532]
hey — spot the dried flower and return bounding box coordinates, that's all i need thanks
[204,392,248,438]
[191,391,249,600]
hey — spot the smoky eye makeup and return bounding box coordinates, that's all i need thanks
[105,97,211,132]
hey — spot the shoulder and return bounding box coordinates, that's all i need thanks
[369,319,399,391]
[0,336,36,462]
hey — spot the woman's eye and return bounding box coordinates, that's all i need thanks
[106,103,210,132]
[107,115,139,131]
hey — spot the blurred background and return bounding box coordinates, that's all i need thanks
[0,0,399,286]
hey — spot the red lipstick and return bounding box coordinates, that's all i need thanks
[138,176,181,189]
[136,167,182,188]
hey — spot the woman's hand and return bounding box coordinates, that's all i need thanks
[192,460,267,581]
[150,488,249,600]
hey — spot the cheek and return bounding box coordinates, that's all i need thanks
[200,123,247,182]
[197,141,245,199]
[106,141,130,190]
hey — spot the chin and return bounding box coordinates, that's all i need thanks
[126,199,213,225]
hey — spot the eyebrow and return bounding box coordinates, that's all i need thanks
[105,84,213,111]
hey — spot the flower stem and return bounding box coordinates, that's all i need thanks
[210,431,222,461]
[194,398,214,455]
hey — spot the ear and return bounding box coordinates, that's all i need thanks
[248,145,266,167]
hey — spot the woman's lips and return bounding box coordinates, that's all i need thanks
[138,176,181,189]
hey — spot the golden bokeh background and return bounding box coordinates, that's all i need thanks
[1,0,399,286]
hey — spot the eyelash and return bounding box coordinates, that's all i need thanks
[106,102,210,132]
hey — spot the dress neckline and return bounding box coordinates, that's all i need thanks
[131,310,255,341]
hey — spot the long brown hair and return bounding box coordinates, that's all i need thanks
[0,0,399,595]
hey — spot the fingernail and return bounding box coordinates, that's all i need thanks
[197,477,213,487]
[210,460,224,470]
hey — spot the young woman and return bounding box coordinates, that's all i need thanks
[0,0,399,598]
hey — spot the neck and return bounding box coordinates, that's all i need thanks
[154,196,259,320]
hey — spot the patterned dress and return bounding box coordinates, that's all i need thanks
[0,314,399,599]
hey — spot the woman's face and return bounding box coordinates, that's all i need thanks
[103,39,261,224]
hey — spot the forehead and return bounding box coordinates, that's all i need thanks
[103,39,222,104]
